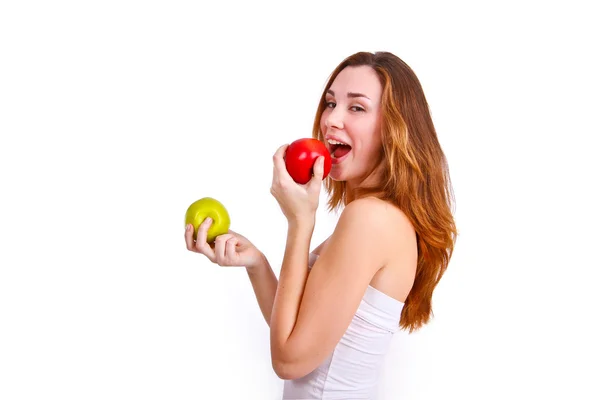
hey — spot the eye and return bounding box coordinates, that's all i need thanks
[325,101,336,108]
[350,105,365,112]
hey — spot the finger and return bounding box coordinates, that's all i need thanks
[225,237,238,262]
[313,156,325,180]
[184,224,197,252]
[214,233,235,263]
[272,144,290,180]
[195,217,216,261]
[273,143,289,161]
[308,156,325,189]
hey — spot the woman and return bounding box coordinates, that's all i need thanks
[184,51,457,399]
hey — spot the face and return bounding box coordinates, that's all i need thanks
[320,65,383,185]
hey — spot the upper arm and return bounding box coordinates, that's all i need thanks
[279,197,400,377]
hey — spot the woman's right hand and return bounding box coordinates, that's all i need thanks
[184,217,264,269]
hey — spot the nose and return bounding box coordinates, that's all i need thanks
[325,105,344,130]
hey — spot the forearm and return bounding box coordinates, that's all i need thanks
[270,220,314,356]
[246,253,279,326]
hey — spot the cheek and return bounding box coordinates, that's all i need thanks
[356,130,382,161]
[319,111,329,133]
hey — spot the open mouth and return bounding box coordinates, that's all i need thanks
[327,139,352,159]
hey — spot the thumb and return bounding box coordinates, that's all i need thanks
[310,156,325,184]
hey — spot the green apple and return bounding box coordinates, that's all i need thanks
[184,197,231,243]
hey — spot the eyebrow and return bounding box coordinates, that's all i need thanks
[327,89,370,100]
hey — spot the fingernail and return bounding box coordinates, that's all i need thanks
[205,217,212,223]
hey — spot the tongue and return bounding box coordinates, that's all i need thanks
[333,145,351,158]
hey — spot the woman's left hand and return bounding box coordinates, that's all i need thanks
[270,143,325,224]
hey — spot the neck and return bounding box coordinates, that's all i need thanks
[344,164,385,205]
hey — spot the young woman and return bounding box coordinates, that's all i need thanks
[185,51,457,399]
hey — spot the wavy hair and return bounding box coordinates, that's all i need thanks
[312,51,457,332]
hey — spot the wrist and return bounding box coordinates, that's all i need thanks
[288,215,316,232]
[246,252,268,273]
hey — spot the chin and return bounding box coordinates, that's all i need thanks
[327,168,346,182]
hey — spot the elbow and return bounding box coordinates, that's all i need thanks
[270,339,315,380]
[271,356,305,380]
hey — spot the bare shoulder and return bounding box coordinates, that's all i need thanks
[346,198,417,301]
[334,197,415,261]
[342,197,414,235]
[312,197,415,259]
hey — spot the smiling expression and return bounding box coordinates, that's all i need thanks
[320,65,383,184]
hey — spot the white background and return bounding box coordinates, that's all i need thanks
[1,1,599,399]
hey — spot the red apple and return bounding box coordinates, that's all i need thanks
[284,138,332,184]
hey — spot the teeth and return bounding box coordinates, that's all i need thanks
[327,139,348,146]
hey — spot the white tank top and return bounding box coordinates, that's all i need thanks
[282,253,404,400]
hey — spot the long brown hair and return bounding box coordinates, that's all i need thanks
[312,51,457,332]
